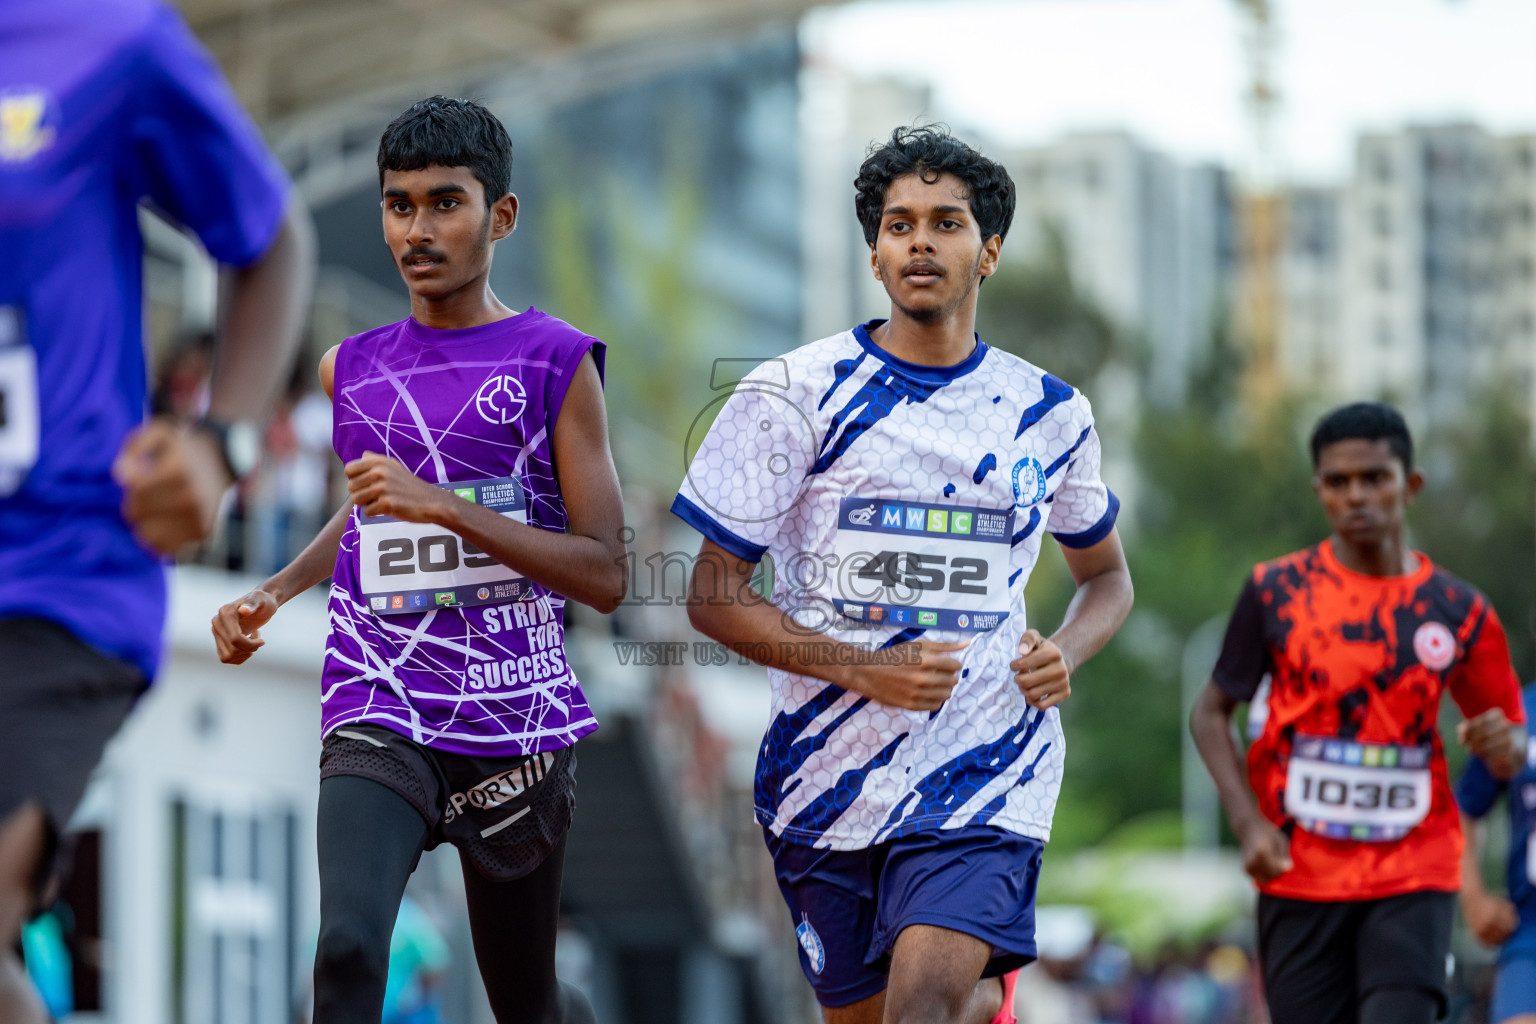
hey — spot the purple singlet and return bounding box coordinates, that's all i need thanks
[321,309,603,756]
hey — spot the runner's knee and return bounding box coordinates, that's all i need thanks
[884,974,977,1024]
[313,914,389,993]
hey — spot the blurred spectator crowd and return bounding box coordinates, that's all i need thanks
[153,331,336,576]
[1013,908,1265,1024]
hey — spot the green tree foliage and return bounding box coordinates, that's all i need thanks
[1416,392,1536,672]
[996,224,1536,853]
[976,221,1128,385]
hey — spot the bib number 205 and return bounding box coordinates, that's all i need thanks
[377,535,496,576]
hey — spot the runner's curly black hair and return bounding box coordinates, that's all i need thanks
[378,96,512,207]
[853,125,1016,246]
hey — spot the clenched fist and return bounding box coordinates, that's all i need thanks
[113,419,232,554]
[211,589,278,665]
[345,452,453,523]
[1012,629,1071,710]
[847,639,968,711]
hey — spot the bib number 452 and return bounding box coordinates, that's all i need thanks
[854,551,987,595]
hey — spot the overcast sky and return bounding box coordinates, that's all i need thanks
[805,0,1536,181]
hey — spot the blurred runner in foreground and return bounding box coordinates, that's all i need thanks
[1457,680,1536,1024]
[678,125,1133,1024]
[0,2,312,1019]
[213,96,621,1024]
[1190,401,1526,1024]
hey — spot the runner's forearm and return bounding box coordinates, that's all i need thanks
[262,498,349,605]
[688,582,896,691]
[1190,681,1268,835]
[438,499,625,613]
[205,204,316,423]
[1048,566,1133,675]
[685,541,917,692]
[1460,813,1490,898]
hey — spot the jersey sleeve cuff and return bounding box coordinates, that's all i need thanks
[1050,490,1120,549]
[1211,666,1263,704]
[670,494,768,564]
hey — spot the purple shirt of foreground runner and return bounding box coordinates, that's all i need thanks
[0,0,289,680]
[322,310,604,757]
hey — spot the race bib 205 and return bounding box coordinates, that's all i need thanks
[358,475,535,616]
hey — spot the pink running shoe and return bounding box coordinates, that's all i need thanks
[990,968,1019,1024]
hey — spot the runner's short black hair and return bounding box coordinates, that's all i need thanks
[854,125,1016,247]
[378,96,512,206]
[1310,401,1414,471]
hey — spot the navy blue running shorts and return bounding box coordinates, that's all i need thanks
[764,824,1043,1007]
[0,617,145,901]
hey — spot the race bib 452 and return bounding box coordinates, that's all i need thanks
[830,496,1013,632]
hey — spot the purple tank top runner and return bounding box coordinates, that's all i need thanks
[321,309,603,756]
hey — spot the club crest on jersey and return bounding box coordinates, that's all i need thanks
[796,914,825,974]
[847,503,877,526]
[1012,456,1046,507]
[0,89,56,163]
[476,374,527,425]
[1412,621,1456,671]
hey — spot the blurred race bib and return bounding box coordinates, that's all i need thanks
[0,306,38,497]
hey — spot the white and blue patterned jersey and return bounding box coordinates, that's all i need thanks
[672,321,1119,850]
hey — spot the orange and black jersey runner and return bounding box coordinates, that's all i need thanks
[1213,540,1524,902]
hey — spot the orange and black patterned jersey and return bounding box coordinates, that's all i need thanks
[1213,540,1524,901]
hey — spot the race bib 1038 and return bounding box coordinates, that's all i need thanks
[829,496,1013,633]
[358,475,535,616]
[1284,735,1432,842]
[0,306,39,498]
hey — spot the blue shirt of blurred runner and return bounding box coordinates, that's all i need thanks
[0,0,288,679]
[1457,683,1536,962]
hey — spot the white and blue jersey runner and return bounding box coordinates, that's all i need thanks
[674,321,1119,850]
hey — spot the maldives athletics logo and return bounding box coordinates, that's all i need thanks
[476,374,527,425]
[1412,621,1457,671]
[795,913,825,975]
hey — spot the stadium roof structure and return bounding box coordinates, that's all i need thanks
[177,0,821,202]
[179,0,821,126]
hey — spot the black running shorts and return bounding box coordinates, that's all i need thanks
[318,722,576,882]
[1257,889,1455,1024]
[0,617,145,898]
